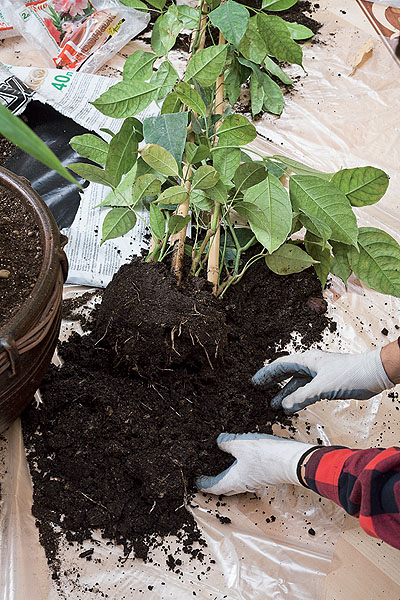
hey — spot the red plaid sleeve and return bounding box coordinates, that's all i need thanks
[303,446,400,550]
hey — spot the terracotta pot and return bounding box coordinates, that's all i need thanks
[0,167,68,432]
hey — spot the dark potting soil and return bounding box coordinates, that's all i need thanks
[22,254,332,577]
[0,183,42,330]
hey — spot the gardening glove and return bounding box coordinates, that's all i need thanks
[196,433,315,495]
[252,348,394,415]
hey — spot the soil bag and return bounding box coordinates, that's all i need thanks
[2,0,149,73]
[0,8,18,39]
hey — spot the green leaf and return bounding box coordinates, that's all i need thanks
[263,56,293,84]
[305,232,333,287]
[186,45,228,88]
[262,0,298,9]
[348,227,400,296]
[161,92,183,114]
[99,165,138,207]
[0,102,78,185]
[168,214,190,236]
[205,179,228,204]
[192,165,220,190]
[140,144,179,177]
[185,142,210,164]
[175,82,207,118]
[150,202,165,240]
[289,175,359,246]
[235,202,280,251]
[68,163,115,187]
[151,6,182,56]
[213,144,241,180]
[70,133,109,164]
[100,128,115,138]
[224,55,249,105]
[149,60,179,102]
[299,210,332,244]
[331,166,389,207]
[257,13,303,66]
[272,155,332,179]
[242,174,292,252]
[250,73,264,116]
[265,159,286,178]
[106,118,139,187]
[146,0,166,9]
[158,185,188,204]
[238,19,267,63]
[206,0,219,9]
[132,174,162,206]
[92,80,157,118]
[285,21,314,40]
[234,162,267,192]
[190,189,213,210]
[119,0,148,11]
[331,241,352,285]
[266,243,317,275]
[209,0,250,46]
[101,208,137,244]
[259,71,284,115]
[123,50,157,82]
[218,114,257,145]
[135,156,166,181]
[143,112,188,163]
[177,5,199,28]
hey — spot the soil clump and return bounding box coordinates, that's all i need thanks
[22,253,331,576]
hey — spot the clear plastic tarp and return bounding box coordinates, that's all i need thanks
[1,1,400,598]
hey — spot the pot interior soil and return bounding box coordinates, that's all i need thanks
[22,253,333,578]
[0,183,43,330]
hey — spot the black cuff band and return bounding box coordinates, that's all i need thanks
[296,446,321,488]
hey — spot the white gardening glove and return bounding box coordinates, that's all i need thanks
[196,433,316,495]
[252,348,394,414]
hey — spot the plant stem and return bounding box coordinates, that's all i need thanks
[170,164,191,284]
[190,227,215,275]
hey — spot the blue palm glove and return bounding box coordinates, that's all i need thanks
[196,433,315,495]
[252,348,394,414]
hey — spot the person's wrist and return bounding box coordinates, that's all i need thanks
[381,339,400,385]
[296,446,320,488]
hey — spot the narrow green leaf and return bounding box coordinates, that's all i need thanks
[224,55,249,105]
[123,50,157,82]
[260,71,284,115]
[266,243,317,275]
[175,82,207,118]
[101,208,137,244]
[168,214,190,235]
[218,114,257,145]
[213,144,241,180]
[68,163,115,187]
[150,202,166,240]
[273,155,332,179]
[209,0,250,46]
[70,133,109,164]
[149,60,179,101]
[151,6,182,56]
[140,143,179,177]
[257,13,303,66]
[299,210,332,244]
[185,142,210,164]
[143,112,188,163]
[205,179,228,204]
[161,92,183,114]
[285,21,314,40]
[305,232,333,287]
[158,185,188,204]
[242,174,292,252]
[264,56,293,84]
[348,228,400,296]
[120,0,148,10]
[262,0,298,10]
[132,174,162,206]
[177,5,199,28]
[92,80,157,118]
[186,45,228,88]
[331,166,389,207]
[106,118,139,187]
[234,162,267,192]
[192,165,220,190]
[250,73,264,116]
[238,19,267,63]
[289,175,359,246]
[331,241,352,285]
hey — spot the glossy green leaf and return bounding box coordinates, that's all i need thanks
[331,166,389,207]
[158,185,188,204]
[123,50,157,82]
[235,202,279,251]
[140,143,179,177]
[305,232,333,287]
[331,241,352,285]
[213,144,241,180]
[150,60,179,102]
[348,227,400,296]
[285,21,314,40]
[262,0,297,9]
[266,243,317,275]
[101,208,137,244]
[161,91,183,114]
[132,174,162,206]
[175,82,207,118]
[150,202,165,239]
[143,112,188,163]
[99,165,138,207]
[205,179,228,204]
[209,0,250,46]
[290,175,358,246]
[263,56,293,84]
[250,73,264,116]
[92,80,157,118]
[70,133,109,164]
[272,155,332,179]
[192,165,220,190]
[218,114,257,145]
[242,174,292,252]
[168,214,190,235]
[190,189,213,210]
[106,118,139,187]
[257,13,303,65]
[151,6,182,56]
[234,162,267,192]
[68,163,115,187]
[299,210,332,244]
[238,19,267,63]
[186,45,228,88]
[185,142,210,164]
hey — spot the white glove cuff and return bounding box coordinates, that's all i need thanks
[365,348,395,392]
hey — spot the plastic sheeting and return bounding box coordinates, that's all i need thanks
[1,1,400,598]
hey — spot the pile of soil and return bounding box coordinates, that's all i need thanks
[0,183,42,330]
[22,254,332,577]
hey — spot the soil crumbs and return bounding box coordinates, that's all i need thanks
[22,255,332,581]
[0,183,42,330]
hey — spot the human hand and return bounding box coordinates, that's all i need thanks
[252,348,394,414]
[196,433,314,495]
